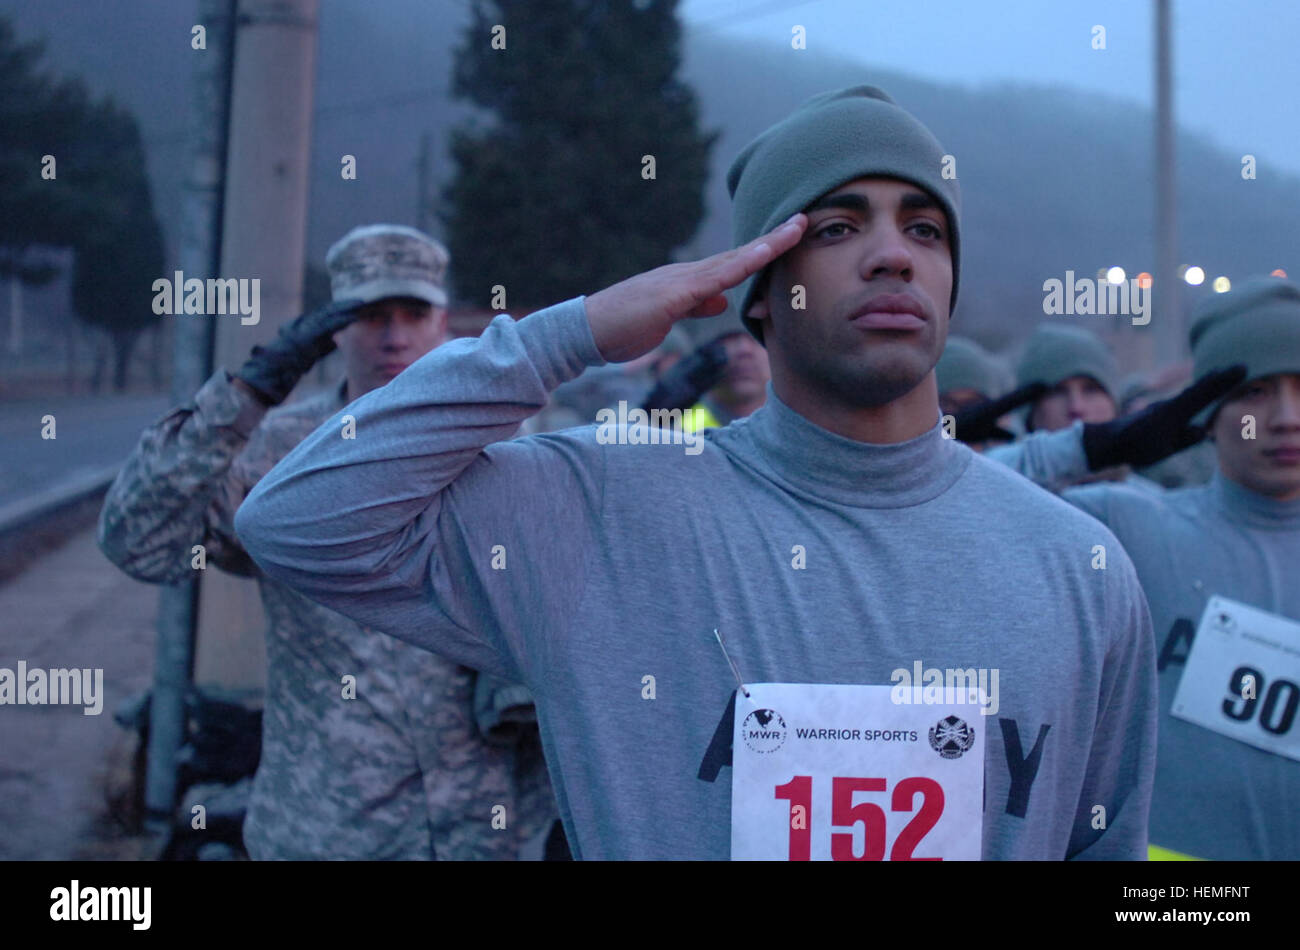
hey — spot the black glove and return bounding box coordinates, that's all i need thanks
[949,382,1047,444]
[641,338,729,413]
[1081,365,1248,470]
[234,298,365,405]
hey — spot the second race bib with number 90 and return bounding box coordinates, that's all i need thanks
[731,683,984,860]
[1170,596,1300,760]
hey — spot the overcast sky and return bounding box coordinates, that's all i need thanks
[680,0,1300,176]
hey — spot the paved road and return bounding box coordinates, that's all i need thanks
[0,393,169,511]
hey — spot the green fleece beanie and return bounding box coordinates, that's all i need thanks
[726,85,961,344]
[936,336,1003,397]
[1189,276,1300,424]
[1015,324,1119,424]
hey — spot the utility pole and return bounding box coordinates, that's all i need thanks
[193,0,319,690]
[144,0,238,831]
[1154,0,1180,359]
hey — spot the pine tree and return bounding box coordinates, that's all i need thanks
[0,17,88,284]
[69,99,165,391]
[0,15,164,390]
[442,0,717,309]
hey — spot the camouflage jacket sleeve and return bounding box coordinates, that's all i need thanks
[98,369,269,583]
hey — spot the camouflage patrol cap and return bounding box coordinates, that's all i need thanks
[325,224,449,307]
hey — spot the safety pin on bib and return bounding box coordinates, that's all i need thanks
[712,628,750,700]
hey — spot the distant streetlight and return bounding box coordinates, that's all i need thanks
[1136,272,1153,289]
[1106,266,1126,285]
[1184,266,1205,286]
[1272,269,1288,278]
[1213,276,1231,293]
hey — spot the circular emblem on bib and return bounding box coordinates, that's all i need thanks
[929,715,975,759]
[1210,610,1237,635]
[742,709,788,753]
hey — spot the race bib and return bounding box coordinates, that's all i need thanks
[730,683,984,860]
[1170,596,1300,761]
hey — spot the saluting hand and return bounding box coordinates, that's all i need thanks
[1082,365,1249,470]
[584,214,808,363]
[235,298,366,406]
[950,382,1048,444]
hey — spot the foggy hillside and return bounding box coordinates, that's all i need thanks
[6,0,1297,354]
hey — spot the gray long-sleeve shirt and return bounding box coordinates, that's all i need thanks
[986,424,1300,859]
[235,296,1158,860]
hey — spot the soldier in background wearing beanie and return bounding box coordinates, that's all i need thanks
[990,323,1162,493]
[1016,323,1120,433]
[101,224,557,859]
[937,336,1005,412]
[935,335,1013,451]
[971,275,1298,859]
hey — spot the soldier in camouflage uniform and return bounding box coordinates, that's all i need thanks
[99,224,557,859]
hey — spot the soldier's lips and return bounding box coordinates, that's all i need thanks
[850,311,925,331]
[379,363,410,376]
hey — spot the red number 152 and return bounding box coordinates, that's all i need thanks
[773,775,944,861]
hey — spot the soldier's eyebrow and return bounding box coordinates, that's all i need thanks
[802,190,940,216]
[803,192,868,216]
[900,191,940,212]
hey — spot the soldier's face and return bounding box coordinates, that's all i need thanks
[714,332,770,404]
[333,297,447,397]
[748,177,952,410]
[1210,373,1300,501]
[1029,376,1115,431]
[939,387,987,417]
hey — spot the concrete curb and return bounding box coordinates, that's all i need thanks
[0,465,120,583]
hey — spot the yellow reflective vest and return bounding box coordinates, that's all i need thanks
[683,402,724,433]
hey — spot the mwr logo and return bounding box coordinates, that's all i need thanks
[742,708,787,753]
[1209,608,1237,636]
[929,715,975,759]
